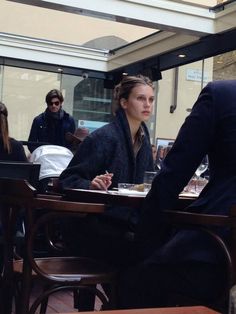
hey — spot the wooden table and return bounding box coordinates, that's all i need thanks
[64,188,197,209]
[64,188,146,208]
[60,305,220,314]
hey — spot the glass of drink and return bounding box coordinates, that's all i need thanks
[143,171,157,192]
[118,183,135,194]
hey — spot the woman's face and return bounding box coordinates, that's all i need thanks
[121,84,154,123]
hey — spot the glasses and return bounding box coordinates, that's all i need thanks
[49,101,60,106]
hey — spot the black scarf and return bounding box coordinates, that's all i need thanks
[45,108,64,120]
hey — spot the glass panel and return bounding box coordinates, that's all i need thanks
[1,49,234,156]
[176,0,227,7]
[156,69,176,140]
[212,50,236,81]
[178,59,212,113]
[74,78,112,122]
[0,1,156,51]
[2,66,60,145]
[72,77,113,132]
[156,50,236,142]
[0,65,3,101]
[156,59,211,141]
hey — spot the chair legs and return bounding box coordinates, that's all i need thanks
[75,285,96,311]
[28,285,110,314]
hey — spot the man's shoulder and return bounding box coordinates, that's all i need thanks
[62,110,75,122]
[33,112,45,121]
[208,79,236,90]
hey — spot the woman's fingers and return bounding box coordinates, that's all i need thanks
[90,173,113,190]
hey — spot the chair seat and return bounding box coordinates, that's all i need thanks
[13,256,116,285]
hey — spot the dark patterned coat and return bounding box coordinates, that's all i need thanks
[59,108,153,190]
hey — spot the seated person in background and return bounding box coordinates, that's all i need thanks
[0,101,28,243]
[0,101,27,161]
[151,144,159,171]
[27,89,75,153]
[65,127,90,155]
[118,80,236,311]
[58,74,154,266]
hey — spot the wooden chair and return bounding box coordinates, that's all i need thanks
[0,162,42,262]
[161,208,236,313]
[0,178,117,314]
[0,161,40,188]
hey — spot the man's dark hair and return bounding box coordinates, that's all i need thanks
[45,89,64,105]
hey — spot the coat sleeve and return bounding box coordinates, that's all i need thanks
[17,142,28,161]
[27,118,39,153]
[69,117,76,134]
[59,132,113,190]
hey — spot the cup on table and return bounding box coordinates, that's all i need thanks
[143,171,157,192]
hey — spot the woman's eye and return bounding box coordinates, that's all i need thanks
[138,96,145,101]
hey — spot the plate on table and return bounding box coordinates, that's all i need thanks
[115,190,147,196]
[69,188,147,197]
[179,191,198,198]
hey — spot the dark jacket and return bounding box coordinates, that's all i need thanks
[27,109,75,153]
[59,108,154,190]
[0,138,27,161]
[138,80,236,264]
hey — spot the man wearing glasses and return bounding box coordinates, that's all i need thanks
[27,89,75,153]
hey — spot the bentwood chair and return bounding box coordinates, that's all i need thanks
[0,178,117,314]
[162,208,236,313]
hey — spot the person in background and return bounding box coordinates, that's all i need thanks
[65,127,90,155]
[151,144,159,170]
[27,89,75,153]
[0,101,27,161]
[118,80,236,312]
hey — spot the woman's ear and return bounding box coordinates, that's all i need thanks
[120,98,127,109]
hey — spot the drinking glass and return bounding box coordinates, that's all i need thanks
[118,183,135,194]
[194,156,209,193]
[143,171,157,192]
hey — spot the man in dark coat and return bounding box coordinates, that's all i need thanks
[118,80,236,311]
[27,89,75,153]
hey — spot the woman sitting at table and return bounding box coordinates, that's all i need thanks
[59,74,155,310]
[60,74,154,191]
[59,74,154,260]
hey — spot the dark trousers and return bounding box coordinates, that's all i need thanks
[117,260,227,313]
[63,214,135,267]
[62,215,136,310]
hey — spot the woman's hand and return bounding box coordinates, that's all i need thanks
[90,172,113,190]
